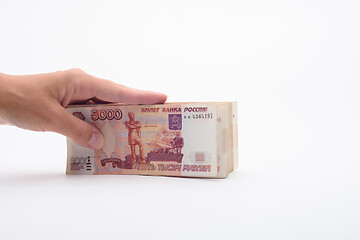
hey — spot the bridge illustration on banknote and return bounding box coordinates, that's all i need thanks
[100,136,184,169]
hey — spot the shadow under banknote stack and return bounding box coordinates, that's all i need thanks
[66,102,238,178]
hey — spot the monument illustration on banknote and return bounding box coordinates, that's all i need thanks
[125,112,146,164]
[67,102,238,178]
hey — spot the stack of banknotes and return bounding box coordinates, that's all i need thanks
[66,102,238,178]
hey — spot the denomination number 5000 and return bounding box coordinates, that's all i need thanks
[91,109,122,121]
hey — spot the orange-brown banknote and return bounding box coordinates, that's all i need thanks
[66,102,238,178]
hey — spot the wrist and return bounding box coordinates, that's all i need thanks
[0,73,12,125]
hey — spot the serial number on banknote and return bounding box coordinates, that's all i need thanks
[191,113,213,119]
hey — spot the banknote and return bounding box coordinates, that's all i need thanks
[66,102,238,178]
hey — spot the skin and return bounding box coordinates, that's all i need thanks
[0,68,167,149]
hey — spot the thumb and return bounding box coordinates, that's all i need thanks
[50,106,104,149]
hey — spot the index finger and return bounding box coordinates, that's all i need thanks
[70,71,167,105]
[91,78,168,104]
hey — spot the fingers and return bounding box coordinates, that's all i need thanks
[49,105,104,149]
[85,74,168,105]
[48,69,168,150]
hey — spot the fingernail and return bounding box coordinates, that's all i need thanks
[87,131,104,149]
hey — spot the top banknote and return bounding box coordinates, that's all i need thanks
[66,102,238,178]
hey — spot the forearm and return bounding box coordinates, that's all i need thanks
[132,123,142,129]
[126,124,138,129]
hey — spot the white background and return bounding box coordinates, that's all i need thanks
[0,0,359,239]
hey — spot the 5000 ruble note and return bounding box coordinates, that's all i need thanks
[66,102,238,178]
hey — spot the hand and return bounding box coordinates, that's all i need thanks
[0,69,167,149]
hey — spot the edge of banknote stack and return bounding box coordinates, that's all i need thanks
[66,102,238,178]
